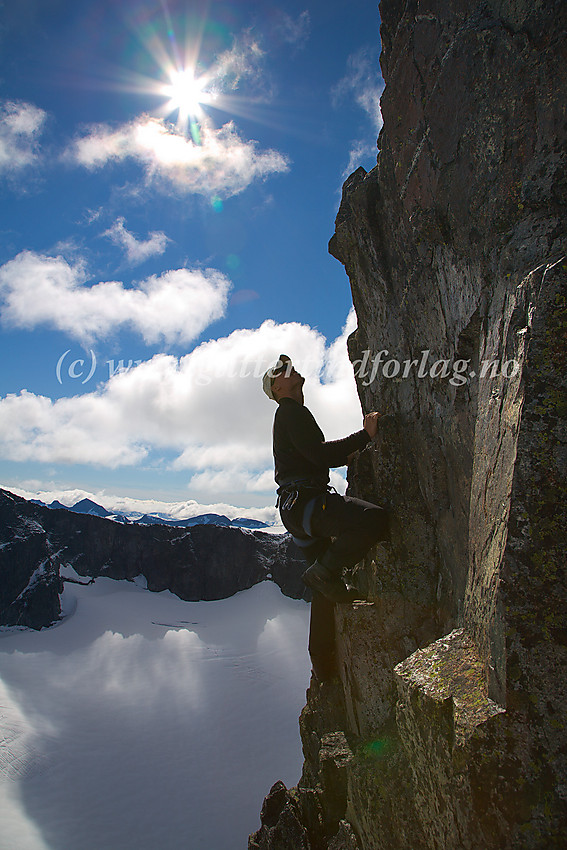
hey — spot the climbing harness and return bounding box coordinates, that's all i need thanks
[276,479,332,546]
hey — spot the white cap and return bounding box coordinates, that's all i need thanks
[262,354,292,400]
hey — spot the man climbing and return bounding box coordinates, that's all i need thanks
[263,353,390,604]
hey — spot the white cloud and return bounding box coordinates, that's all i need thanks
[0,389,146,467]
[103,217,169,265]
[341,139,378,180]
[332,48,384,178]
[209,30,266,92]
[332,48,384,132]
[67,116,289,198]
[0,100,46,174]
[9,484,282,526]
[0,313,363,500]
[0,250,230,345]
[187,469,276,497]
[272,11,311,48]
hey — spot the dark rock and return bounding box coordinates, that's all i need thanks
[252,0,566,846]
[327,822,360,850]
[249,782,311,850]
[317,732,353,835]
[0,488,308,629]
[260,781,289,829]
[0,491,63,629]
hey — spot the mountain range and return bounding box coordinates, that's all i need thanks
[30,496,269,529]
[1,488,306,631]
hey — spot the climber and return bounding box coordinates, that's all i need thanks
[263,354,390,604]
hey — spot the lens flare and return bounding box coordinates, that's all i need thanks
[361,739,389,758]
[162,68,213,119]
[107,5,269,150]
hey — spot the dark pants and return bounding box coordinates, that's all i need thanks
[282,490,389,681]
[294,491,389,575]
[308,592,337,681]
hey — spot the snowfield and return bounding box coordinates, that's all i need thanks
[0,576,311,850]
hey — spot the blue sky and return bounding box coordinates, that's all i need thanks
[0,0,383,519]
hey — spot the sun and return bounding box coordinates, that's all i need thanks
[161,68,212,119]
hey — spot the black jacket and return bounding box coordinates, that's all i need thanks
[273,397,370,488]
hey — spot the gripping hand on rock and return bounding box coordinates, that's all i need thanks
[363,412,382,439]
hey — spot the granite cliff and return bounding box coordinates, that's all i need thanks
[0,488,307,630]
[250,0,566,848]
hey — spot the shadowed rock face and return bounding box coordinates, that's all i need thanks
[251,1,566,848]
[0,488,307,629]
[0,495,64,631]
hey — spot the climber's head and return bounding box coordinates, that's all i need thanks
[262,354,304,403]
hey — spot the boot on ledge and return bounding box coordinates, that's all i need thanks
[302,561,363,603]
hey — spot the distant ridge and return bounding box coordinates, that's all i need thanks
[48,500,69,511]
[68,498,111,518]
[34,497,269,529]
[131,512,268,529]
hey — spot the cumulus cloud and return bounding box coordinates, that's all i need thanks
[0,313,363,499]
[0,250,230,345]
[0,388,146,467]
[64,29,289,198]
[103,217,169,265]
[66,116,289,198]
[0,99,46,174]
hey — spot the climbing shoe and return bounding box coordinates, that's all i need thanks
[302,561,362,603]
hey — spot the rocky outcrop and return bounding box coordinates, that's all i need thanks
[251,0,566,847]
[0,488,307,629]
[0,494,63,630]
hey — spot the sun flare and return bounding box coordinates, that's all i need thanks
[162,69,212,118]
[116,17,260,143]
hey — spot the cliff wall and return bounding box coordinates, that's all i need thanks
[0,488,307,629]
[250,0,566,847]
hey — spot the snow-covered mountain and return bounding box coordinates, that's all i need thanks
[39,497,269,529]
[67,498,112,518]
[0,487,305,630]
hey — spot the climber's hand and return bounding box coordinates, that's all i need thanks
[363,412,381,439]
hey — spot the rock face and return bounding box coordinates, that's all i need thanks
[0,488,307,629]
[250,0,566,848]
[0,493,63,630]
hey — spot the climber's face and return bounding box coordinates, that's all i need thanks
[272,363,304,401]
